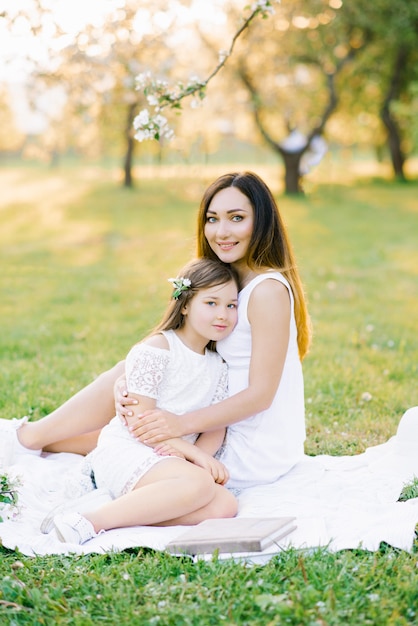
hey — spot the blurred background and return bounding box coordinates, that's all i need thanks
[0,0,417,193]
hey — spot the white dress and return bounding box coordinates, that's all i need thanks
[217,272,306,490]
[88,330,228,498]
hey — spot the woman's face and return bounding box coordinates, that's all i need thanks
[204,187,254,267]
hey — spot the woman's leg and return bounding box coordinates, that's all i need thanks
[84,459,237,533]
[17,362,125,454]
[44,430,103,455]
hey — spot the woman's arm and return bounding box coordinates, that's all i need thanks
[133,279,291,444]
[194,429,226,456]
[115,374,138,425]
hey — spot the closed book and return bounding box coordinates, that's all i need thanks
[167,516,296,555]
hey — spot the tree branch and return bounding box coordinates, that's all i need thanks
[134,1,280,141]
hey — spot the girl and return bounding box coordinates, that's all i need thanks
[53,258,239,544]
[1,171,311,491]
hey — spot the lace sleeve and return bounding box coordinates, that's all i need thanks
[125,344,170,398]
[211,361,229,404]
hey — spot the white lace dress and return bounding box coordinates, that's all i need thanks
[88,330,228,498]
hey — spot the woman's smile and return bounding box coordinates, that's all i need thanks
[217,241,238,251]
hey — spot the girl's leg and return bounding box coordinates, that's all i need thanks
[155,483,238,527]
[84,459,237,533]
[17,362,125,454]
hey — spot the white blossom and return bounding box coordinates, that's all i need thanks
[133,109,150,129]
[252,0,277,15]
[133,108,174,142]
[147,94,159,106]
[133,128,153,142]
[135,71,152,90]
[188,75,205,88]
[154,114,168,129]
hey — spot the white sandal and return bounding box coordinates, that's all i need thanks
[0,416,42,467]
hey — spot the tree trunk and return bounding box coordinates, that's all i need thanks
[282,151,304,194]
[380,47,409,181]
[123,103,137,188]
[381,105,405,180]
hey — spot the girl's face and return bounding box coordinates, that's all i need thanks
[204,187,254,269]
[179,280,238,354]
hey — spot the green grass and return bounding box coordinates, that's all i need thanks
[0,547,417,625]
[1,164,417,624]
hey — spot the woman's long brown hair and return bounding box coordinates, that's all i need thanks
[196,171,311,359]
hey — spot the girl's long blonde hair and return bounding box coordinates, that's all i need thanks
[196,171,312,359]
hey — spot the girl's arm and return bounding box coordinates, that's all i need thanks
[133,279,291,443]
[154,429,229,485]
[125,392,156,430]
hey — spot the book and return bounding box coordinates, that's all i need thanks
[167,516,297,555]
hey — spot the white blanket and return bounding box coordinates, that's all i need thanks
[1,417,418,563]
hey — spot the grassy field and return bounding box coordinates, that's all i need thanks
[0,163,417,624]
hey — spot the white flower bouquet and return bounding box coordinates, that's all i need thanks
[0,472,22,522]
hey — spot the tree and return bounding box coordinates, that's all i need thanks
[1,1,196,184]
[193,0,417,191]
[37,0,174,186]
[1,1,281,186]
[341,0,418,180]
[220,0,364,193]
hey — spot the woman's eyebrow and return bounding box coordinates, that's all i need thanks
[206,208,247,214]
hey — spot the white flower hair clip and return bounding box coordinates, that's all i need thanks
[168,277,192,300]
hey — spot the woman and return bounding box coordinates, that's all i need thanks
[124,171,310,489]
[1,171,311,489]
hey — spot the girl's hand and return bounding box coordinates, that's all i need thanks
[153,442,186,460]
[193,454,230,485]
[129,409,183,444]
[185,445,229,484]
[114,375,138,425]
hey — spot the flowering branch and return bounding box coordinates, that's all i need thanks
[133,1,280,142]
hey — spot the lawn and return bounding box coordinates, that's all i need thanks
[0,163,417,624]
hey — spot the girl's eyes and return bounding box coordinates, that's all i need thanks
[205,301,236,308]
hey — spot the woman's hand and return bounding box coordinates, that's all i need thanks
[114,375,138,425]
[128,409,184,444]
